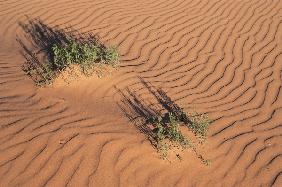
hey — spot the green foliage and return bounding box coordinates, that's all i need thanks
[102,46,119,65]
[148,108,212,161]
[22,28,119,86]
[186,111,212,138]
[149,112,191,157]
[51,40,118,73]
[167,107,212,138]
[52,41,98,69]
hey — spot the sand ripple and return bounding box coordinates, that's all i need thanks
[0,0,282,186]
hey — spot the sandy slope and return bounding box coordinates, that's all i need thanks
[0,0,282,186]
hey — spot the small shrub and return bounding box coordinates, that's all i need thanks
[51,40,118,73]
[21,20,119,86]
[148,108,211,160]
[52,41,99,71]
[149,112,192,159]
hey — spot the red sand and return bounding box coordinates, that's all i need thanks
[0,0,282,186]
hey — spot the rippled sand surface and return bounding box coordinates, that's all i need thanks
[0,0,282,186]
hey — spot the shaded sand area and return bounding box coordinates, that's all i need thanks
[1,0,282,186]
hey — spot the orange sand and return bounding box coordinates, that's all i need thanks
[0,0,282,186]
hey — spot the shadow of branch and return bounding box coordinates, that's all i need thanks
[117,78,192,149]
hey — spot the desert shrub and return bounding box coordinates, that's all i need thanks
[120,84,212,162]
[52,41,100,71]
[50,39,118,78]
[151,113,190,147]
[148,108,211,160]
[21,20,119,86]
[148,112,192,159]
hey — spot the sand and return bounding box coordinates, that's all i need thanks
[0,0,282,186]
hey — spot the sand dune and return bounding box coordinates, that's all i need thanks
[1,0,282,186]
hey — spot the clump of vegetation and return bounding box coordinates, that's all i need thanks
[147,108,211,160]
[20,19,119,86]
[120,72,212,163]
[23,39,119,86]
[51,40,119,76]
[102,46,119,65]
[180,110,212,139]
[52,41,119,70]
[149,112,191,149]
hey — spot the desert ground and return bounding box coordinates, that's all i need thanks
[1,0,282,186]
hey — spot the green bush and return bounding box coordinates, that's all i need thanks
[149,112,192,159]
[151,113,190,148]
[22,31,119,86]
[51,40,118,73]
[148,108,211,160]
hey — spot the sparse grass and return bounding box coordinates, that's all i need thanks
[21,20,119,86]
